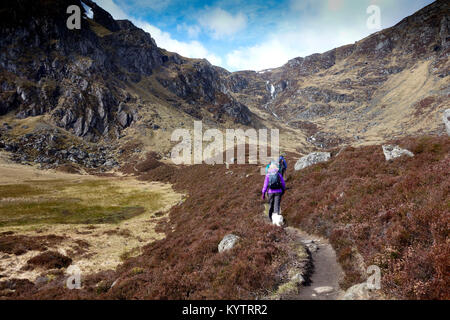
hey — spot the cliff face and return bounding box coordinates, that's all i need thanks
[0,0,253,144]
[228,0,449,148]
[0,0,448,167]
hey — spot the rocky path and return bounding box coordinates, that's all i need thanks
[289,228,344,300]
[263,204,344,300]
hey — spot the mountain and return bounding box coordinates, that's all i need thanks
[0,0,448,170]
[0,0,448,301]
[230,0,449,149]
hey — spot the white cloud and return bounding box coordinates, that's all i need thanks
[227,39,294,71]
[118,0,172,12]
[226,27,366,71]
[137,22,222,65]
[95,0,221,65]
[96,0,129,20]
[177,23,202,38]
[198,8,247,39]
[88,0,435,72]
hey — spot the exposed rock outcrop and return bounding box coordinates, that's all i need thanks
[0,0,448,167]
[382,145,414,161]
[341,282,383,300]
[443,109,450,136]
[0,0,254,144]
[294,152,331,171]
[218,234,240,253]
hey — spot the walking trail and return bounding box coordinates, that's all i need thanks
[263,204,345,300]
[288,227,344,300]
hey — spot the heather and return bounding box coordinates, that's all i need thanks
[282,136,449,299]
[4,135,448,300]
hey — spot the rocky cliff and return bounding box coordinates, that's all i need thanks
[0,0,253,142]
[0,0,448,170]
[228,0,449,149]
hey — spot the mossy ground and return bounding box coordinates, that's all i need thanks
[0,179,164,227]
[0,162,184,282]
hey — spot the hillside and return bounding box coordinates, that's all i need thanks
[1,135,447,300]
[0,0,448,301]
[229,0,449,150]
[0,0,448,168]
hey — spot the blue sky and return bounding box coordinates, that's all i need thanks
[95,0,435,71]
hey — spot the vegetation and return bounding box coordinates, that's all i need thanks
[0,179,164,226]
[282,135,449,299]
[114,136,449,300]
[2,136,448,300]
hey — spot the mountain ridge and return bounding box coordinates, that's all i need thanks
[0,0,448,171]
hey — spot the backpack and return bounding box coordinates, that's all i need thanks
[268,171,282,189]
[279,157,286,171]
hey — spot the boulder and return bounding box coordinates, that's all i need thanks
[314,286,334,295]
[291,273,305,285]
[341,282,381,300]
[382,145,414,161]
[443,109,450,136]
[218,234,240,253]
[294,152,331,171]
[117,103,134,128]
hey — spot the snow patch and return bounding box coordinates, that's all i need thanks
[258,69,272,74]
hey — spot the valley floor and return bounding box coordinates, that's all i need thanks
[0,135,448,300]
[0,153,183,284]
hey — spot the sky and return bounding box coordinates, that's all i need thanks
[95,0,435,72]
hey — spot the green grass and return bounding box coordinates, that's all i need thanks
[0,179,164,227]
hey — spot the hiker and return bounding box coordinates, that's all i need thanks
[265,160,277,173]
[265,157,287,176]
[279,155,287,177]
[262,162,286,222]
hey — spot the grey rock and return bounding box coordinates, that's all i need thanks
[294,152,331,171]
[218,234,240,253]
[104,160,116,167]
[341,282,378,300]
[117,103,133,128]
[314,286,334,295]
[382,145,414,161]
[291,273,305,285]
[35,276,49,286]
[306,243,319,253]
[443,109,450,136]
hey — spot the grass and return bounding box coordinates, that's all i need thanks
[0,179,164,227]
[88,19,113,37]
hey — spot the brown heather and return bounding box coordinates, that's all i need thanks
[282,135,449,299]
[5,136,449,300]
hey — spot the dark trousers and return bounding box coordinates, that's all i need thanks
[268,192,282,221]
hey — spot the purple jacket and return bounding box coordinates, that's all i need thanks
[262,172,286,194]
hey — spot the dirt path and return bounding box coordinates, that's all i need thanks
[263,204,344,300]
[288,227,344,300]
